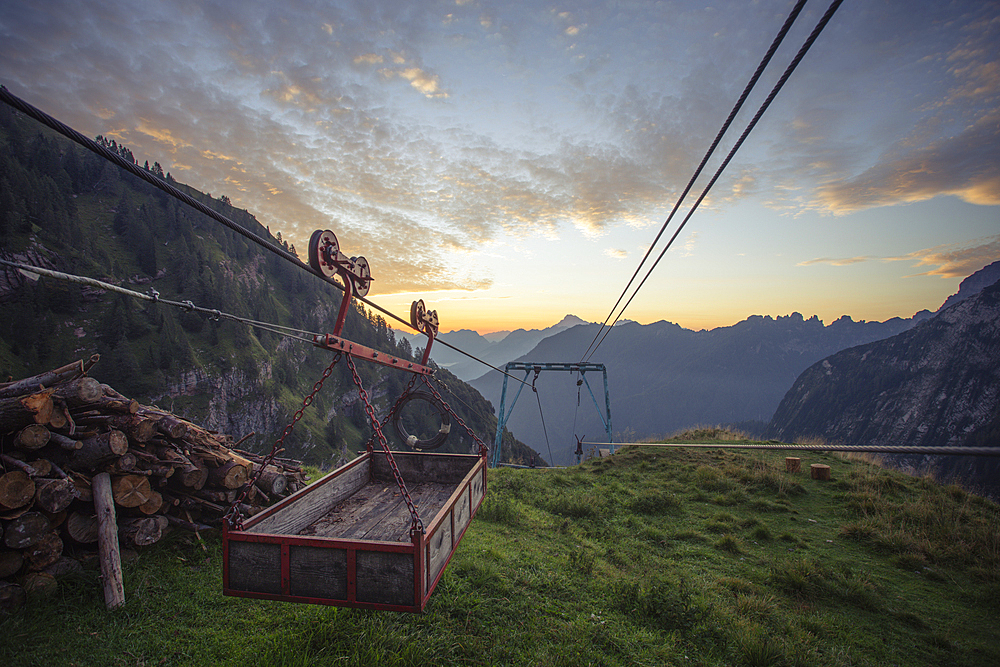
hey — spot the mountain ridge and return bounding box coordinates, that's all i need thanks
[470,309,934,465]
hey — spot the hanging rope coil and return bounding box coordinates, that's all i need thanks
[392,391,451,451]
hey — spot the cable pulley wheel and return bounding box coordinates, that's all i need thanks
[410,299,439,337]
[308,229,340,279]
[393,391,451,451]
[351,255,371,297]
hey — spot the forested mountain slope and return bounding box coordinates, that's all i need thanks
[0,102,535,467]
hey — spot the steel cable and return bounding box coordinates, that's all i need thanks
[583,442,1000,457]
[579,0,810,362]
[583,0,844,362]
[0,259,321,343]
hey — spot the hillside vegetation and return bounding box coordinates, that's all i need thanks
[0,101,536,466]
[3,439,998,666]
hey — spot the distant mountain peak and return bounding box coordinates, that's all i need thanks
[554,314,588,329]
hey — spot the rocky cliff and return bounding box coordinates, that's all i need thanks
[767,276,1000,496]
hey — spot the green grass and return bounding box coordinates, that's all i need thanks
[3,444,999,666]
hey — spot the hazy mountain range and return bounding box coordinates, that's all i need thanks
[398,314,588,381]
[468,311,934,465]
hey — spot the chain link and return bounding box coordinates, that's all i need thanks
[421,376,490,457]
[345,354,424,535]
[224,353,342,529]
[360,373,419,453]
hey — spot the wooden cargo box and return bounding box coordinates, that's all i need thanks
[223,450,486,612]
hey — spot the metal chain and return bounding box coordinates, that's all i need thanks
[345,354,424,535]
[224,352,342,529]
[360,373,419,453]
[421,376,490,457]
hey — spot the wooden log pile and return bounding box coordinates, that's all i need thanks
[0,356,307,612]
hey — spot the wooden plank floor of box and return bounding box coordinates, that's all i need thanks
[223,450,486,612]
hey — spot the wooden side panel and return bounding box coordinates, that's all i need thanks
[288,545,347,600]
[427,510,454,584]
[372,452,478,485]
[470,465,485,509]
[356,550,415,607]
[453,484,472,538]
[227,541,282,595]
[250,458,370,536]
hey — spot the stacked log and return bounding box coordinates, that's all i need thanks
[0,357,308,612]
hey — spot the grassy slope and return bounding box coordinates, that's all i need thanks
[2,443,998,667]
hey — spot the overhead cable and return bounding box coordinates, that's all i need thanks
[579,0,809,362]
[582,442,1000,457]
[583,0,844,362]
[0,259,321,343]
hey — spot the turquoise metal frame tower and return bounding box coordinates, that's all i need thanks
[490,362,613,467]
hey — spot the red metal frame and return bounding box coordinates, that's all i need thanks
[312,333,435,375]
[222,243,479,611]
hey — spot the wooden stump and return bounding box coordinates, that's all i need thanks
[112,474,154,508]
[810,463,831,481]
[0,471,36,509]
[22,571,58,600]
[3,512,51,549]
[14,424,51,451]
[34,477,77,513]
[0,549,24,578]
[785,457,801,473]
[25,531,63,571]
[66,510,99,544]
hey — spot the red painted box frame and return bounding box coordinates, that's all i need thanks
[222,450,487,613]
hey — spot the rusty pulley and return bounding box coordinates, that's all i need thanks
[307,229,372,297]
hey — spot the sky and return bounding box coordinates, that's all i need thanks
[2,0,998,336]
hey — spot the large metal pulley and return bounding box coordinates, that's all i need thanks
[410,299,439,337]
[308,229,372,297]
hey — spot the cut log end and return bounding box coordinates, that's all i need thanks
[810,463,831,481]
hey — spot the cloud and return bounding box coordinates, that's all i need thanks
[3,0,996,304]
[797,256,874,267]
[680,231,699,257]
[604,248,628,259]
[817,111,1000,212]
[895,235,1000,278]
[798,236,1000,278]
[396,67,448,98]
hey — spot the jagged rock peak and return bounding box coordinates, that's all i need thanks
[938,259,1000,312]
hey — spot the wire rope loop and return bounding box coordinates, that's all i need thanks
[421,376,490,457]
[392,391,451,451]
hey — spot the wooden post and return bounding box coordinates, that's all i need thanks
[93,472,125,609]
[810,463,831,481]
[785,457,801,473]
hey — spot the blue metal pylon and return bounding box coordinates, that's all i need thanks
[491,362,613,467]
